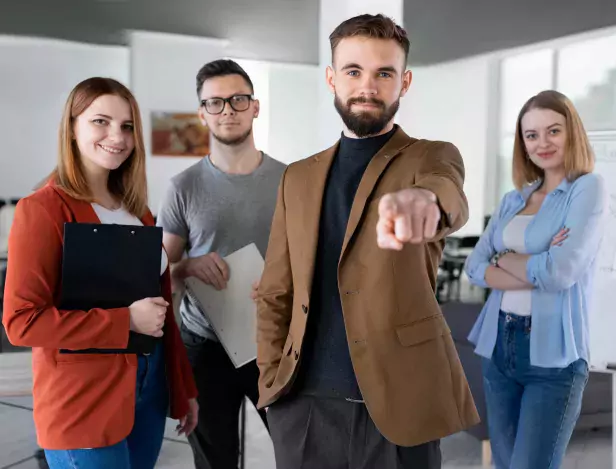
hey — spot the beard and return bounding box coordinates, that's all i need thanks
[211,127,252,146]
[334,95,400,138]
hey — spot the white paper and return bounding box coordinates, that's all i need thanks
[184,243,263,368]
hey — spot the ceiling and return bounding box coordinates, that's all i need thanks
[404,0,616,64]
[1,0,616,65]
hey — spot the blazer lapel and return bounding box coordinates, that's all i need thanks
[51,186,102,224]
[300,143,338,296]
[340,128,416,261]
[140,210,155,227]
[51,184,155,227]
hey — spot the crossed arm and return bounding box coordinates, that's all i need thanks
[466,176,606,293]
[486,228,568,290]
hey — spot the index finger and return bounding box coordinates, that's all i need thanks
[376,217,403,250]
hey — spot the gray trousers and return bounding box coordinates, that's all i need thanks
[267,395,441,469]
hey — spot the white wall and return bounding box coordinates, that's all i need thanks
[0,32,321,212]
[267,63,321,164]
[0,36,129,199]
[128,31,229,214]
[398,55,495,236]
[129,31,322,213]
[129,32,323,213]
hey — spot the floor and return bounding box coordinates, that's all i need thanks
[0,350,612,469]
[0,394,612,468]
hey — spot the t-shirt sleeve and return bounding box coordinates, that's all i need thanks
[157,180,189,240]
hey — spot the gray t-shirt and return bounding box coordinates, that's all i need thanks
[157,153,286,339]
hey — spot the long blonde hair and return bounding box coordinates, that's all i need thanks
[512,90,594,190]
[45,77,148,217]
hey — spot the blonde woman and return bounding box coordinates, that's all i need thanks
[465,90,606,469]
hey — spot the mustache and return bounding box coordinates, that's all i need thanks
[347,97,386,108]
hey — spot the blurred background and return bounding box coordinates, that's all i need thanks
[1,0,616,467]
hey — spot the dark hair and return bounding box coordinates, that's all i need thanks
[329,14,410,63]
[195,59,254,98]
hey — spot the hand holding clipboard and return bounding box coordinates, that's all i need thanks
[60,222,166,354]
[128,297,169,338]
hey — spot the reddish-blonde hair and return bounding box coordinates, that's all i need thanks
[47,77,148,217]
[512,90,594,190]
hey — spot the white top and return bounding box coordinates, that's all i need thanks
[91,203,168,275]
[500,214,534,316]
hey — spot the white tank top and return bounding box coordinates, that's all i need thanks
[500,214,534,316]
[91,203,168,276]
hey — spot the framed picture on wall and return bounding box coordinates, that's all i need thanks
[151,112,210,157]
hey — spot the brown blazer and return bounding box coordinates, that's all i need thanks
[256,128,480,447]
[2,184,197,450]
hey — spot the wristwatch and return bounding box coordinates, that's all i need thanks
[491,249,515,267]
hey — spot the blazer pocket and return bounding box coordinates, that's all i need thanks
[55,352,115,365]
[396,315,449,347]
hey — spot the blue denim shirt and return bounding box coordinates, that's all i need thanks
[465,173,607,368]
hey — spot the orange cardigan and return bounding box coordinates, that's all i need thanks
[2,184,198,450]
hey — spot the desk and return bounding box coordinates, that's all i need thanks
[440,253,467,301]
[446,247,474,258]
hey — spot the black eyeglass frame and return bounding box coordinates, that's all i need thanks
[200,94,255,115]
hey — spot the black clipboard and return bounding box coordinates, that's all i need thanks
[59,222,163,354]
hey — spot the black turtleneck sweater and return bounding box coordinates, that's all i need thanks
[294,126,397,400]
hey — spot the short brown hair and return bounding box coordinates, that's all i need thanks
[47,77,148,217]
[329,14,410,64]
[512,90,594,190]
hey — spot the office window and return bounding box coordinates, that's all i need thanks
[498,49,554,200]
[558,33,616,132]
[498,135,516,197]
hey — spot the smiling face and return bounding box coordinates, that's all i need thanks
[72,94,135,174]
[326,36,412,138]
[521,108,567,174]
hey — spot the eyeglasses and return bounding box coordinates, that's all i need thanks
[200,94,254,115]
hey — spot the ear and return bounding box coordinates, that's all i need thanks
[197,105,208,127]
[326,65,336,95]
[399,69,413,98]
[253,98,260,119]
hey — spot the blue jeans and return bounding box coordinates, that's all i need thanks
[482,312,588,469]
[44,343,169,469]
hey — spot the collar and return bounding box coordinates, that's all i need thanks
[518,177,572,202]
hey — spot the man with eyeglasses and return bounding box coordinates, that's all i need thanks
[157,59,285,469]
